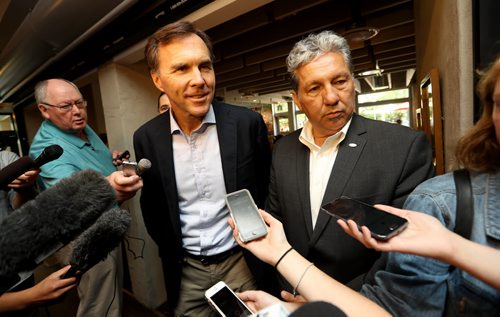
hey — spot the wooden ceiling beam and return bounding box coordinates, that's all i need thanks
[217,68,274,86]
[225,75,288,91]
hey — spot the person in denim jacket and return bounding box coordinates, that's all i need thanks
[357,57,500,316]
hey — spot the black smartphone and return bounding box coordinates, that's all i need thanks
[225,189,268,243]
[321,197,408,240]
[205,281,253,317]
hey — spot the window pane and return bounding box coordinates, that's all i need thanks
[358,102,410,126]
[273,102,288,113]
[358,88,409,104]
[296,113,307,129]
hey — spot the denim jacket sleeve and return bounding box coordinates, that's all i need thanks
[360,172,500,316]
[360,175,456,317]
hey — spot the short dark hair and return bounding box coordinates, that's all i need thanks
[157,92,166,108]
[145,21,213,74]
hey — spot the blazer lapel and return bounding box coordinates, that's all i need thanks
[310,115,367,245]
[152,114,183,239]
[214,103,238,193]
[295,142,314,237]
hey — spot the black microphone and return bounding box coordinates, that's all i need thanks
[33,144,64,166]
[0,145,63,188]
[63,208,131,278]
[0,169,116,277]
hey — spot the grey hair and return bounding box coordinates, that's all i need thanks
[34,79,81,104]
[286,30,352,91]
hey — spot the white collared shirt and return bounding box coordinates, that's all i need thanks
[299,118,352,228]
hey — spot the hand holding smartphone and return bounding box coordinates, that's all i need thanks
[121,160,137,176]
[205,281,253,317]
[321,197,408,240]
[225,189,268,243]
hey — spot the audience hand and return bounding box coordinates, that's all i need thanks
[228,209,291,266]
[0,265,77,313]
[337,204,454,261]
[237,290,302,314]
[111,150,130,167]
[29,265,78,305]
[281,290,307,304]
[106,171,143,203]
[8,169,40,190]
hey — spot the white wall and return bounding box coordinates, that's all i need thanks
[98,62,167,309]
[415,0,474,170]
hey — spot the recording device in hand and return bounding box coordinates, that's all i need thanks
[116,150,130,161]
[225,189,267,243]
[321,197,408,240]
[122,158,151,176]
[205,281,253,317]
[0,169,116,277]
[0,144,63,188]
[63,207,131,278]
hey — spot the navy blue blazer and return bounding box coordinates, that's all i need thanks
[266,113,435,286]
[133,101,271,306]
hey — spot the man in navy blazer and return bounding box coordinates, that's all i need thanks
[133,22,271,316]
[266,30,435,292]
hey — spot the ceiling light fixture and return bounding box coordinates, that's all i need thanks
[342,26,379,43]
[358,60,384,77]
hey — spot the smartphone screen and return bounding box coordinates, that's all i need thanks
[206,282,253,317]
[225,189,267,243]
[321,197,408,240]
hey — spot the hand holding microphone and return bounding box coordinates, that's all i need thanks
[121,158,151,176]
[106,164,146,203]
[0,169,116,278]
[0,145,63,189]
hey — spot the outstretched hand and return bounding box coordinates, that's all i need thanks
[228,210,291,266]
[337,204,453,261]
[106,171,143,203]
[237,290,302,315]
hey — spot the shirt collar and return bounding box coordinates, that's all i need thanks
[299,116,352,151]
[170,104,216,135]
[44,120,90,149]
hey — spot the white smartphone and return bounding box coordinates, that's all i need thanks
[205,281,253,317]
[225,189,268,243]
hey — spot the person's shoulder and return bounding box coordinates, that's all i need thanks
[410,172,456,197]
[273,129,302,150]
[355,114,419,135]
[0,150,19,166]
[213,101,260,119]
[135,113,168,135]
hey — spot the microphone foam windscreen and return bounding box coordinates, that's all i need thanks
[69,208,131,273]
[136,158,151,176]
[0,169,116,276]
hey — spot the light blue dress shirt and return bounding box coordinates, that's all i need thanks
[170,106,237,256]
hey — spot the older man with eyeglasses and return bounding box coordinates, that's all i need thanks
[29,78,143,317]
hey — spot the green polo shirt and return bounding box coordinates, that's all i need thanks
[29,120,116,190]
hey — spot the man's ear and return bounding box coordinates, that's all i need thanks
[37,104,50,120]
[291,91,303,112]
[151,71,164,92]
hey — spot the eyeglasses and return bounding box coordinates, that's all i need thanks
[41,100,87,112]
